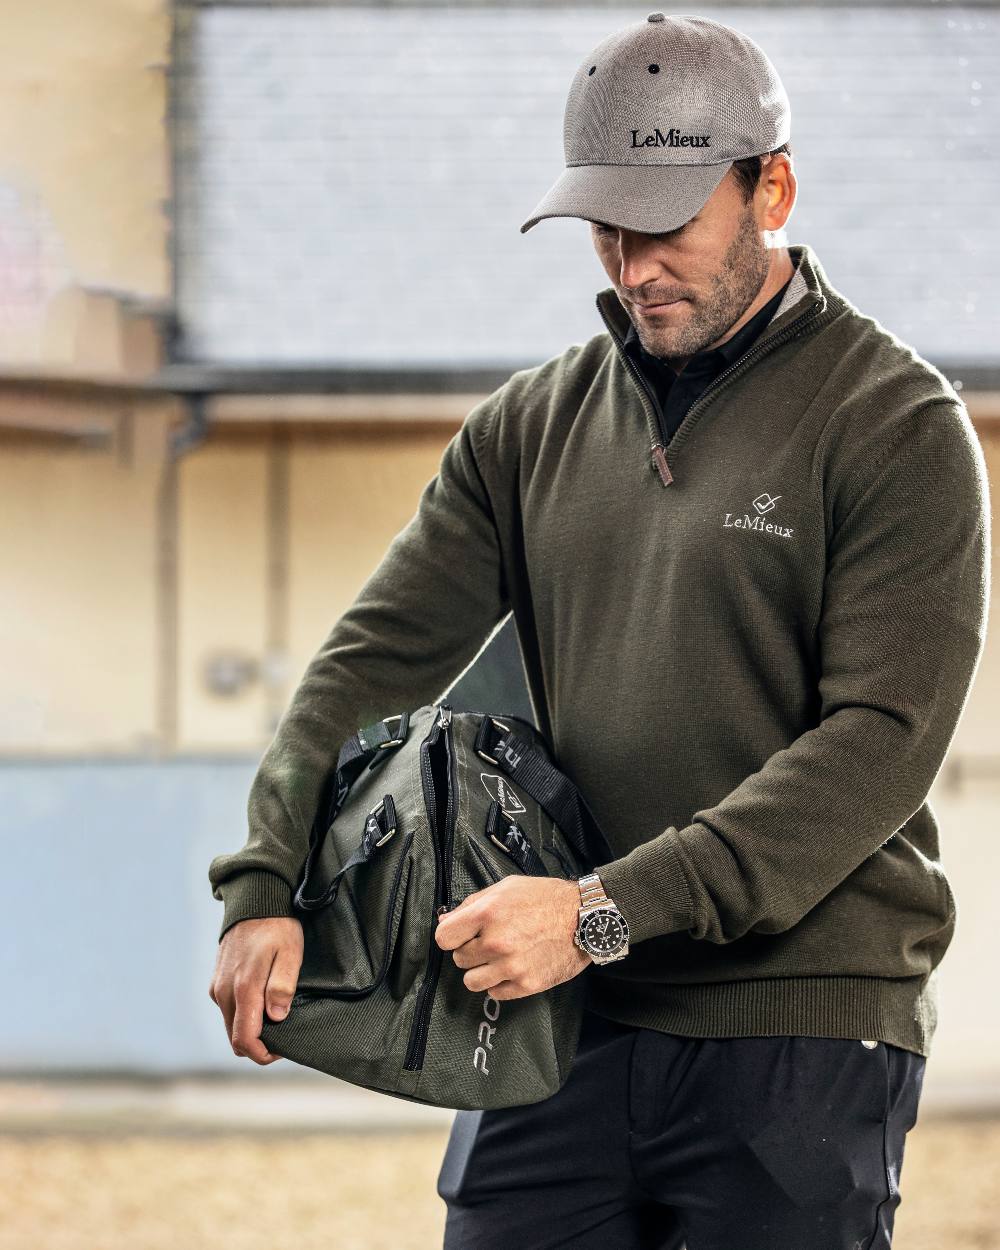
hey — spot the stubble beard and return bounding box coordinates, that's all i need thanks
[633,206,772,366]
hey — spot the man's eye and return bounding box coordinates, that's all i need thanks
[592,221,689,238]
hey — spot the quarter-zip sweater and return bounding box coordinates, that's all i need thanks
[208,242,991,1057]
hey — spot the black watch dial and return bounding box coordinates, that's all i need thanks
[579,908,629,956]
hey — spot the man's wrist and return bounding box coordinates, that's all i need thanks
[573,871,631,963]
[577,869,614,910]
[216,869,296,942]
[591,835,696,946]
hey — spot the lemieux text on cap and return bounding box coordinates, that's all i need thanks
[631,127,712,148]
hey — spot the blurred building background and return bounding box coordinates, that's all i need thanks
[1,0,998,1117]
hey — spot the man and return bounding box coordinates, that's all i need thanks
[207,13,991,1249]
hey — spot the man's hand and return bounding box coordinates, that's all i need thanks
[434,876,590,1001]
[208,917,304,1064]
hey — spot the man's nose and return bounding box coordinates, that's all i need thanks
[617,231,669,291]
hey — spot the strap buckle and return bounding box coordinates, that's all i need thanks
[364,712,410,770]
[475,715,512,766]
[363,795,397,852]
[490,821,530,860]
[378,712,409,749]
[484,798,545,876]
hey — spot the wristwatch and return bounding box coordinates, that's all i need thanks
[573,872,630,965]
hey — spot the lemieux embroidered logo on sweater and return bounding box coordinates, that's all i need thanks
[722,491,794,538]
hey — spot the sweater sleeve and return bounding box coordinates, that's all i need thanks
[595,398,992,945]
[207,389,510,941]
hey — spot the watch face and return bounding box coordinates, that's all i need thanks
[579,908,629,957]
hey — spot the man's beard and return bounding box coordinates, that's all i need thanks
[633,206,772,366]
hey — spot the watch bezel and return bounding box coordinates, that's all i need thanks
[576,904,630,959]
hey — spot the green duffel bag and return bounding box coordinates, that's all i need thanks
[258,701,615,1110]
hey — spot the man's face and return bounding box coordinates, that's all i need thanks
[589,164,773,365]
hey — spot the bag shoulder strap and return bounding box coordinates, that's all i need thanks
[473,714,614,869]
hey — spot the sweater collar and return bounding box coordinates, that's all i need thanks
[595,241,831,353]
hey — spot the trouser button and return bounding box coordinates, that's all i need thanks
[860,1039,879,1049]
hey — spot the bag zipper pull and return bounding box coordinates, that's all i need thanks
[438,704,453,728]
[437,894,470,919]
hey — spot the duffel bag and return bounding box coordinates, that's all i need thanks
[258,701,614,1110]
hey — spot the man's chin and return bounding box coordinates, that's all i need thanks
[635,310,703,354]
[638,331,698,364]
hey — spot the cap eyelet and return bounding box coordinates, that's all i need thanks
[648,63,660,74]
[588,65,596,75]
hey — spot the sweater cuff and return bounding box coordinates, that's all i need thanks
[215,870,297,943]
[591,827,697,945]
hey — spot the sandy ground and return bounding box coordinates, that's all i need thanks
[0,1118,996,1250]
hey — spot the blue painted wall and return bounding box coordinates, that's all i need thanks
[1,755,270,1072]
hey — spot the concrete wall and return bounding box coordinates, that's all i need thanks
[1,419,165,752]
[0,0,170,372]
[175,426,462,750]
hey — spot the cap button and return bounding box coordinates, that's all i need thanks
[647,12,666,20]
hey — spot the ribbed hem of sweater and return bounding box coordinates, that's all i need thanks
[216,870,296,942]
[583,970,937,1057]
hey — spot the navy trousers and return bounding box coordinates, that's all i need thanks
[436,1007,925,1249]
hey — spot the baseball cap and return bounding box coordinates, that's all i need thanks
[519,13,790,235]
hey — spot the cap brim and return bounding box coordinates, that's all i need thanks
[519,160,734,234]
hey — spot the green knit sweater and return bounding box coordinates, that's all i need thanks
[208,242,991,1057]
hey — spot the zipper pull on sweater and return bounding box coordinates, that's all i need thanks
[652,442,674,485]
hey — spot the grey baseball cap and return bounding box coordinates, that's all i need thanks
[519,12,790,235]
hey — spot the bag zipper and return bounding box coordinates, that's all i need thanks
[596,293,827,487]
[402,703,455,1072]
[439,704,456,908]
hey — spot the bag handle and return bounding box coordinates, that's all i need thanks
[293,713,409,912]
[473,715,615,869]
[294,794,398,912]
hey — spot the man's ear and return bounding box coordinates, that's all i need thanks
[761,154,796,232]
